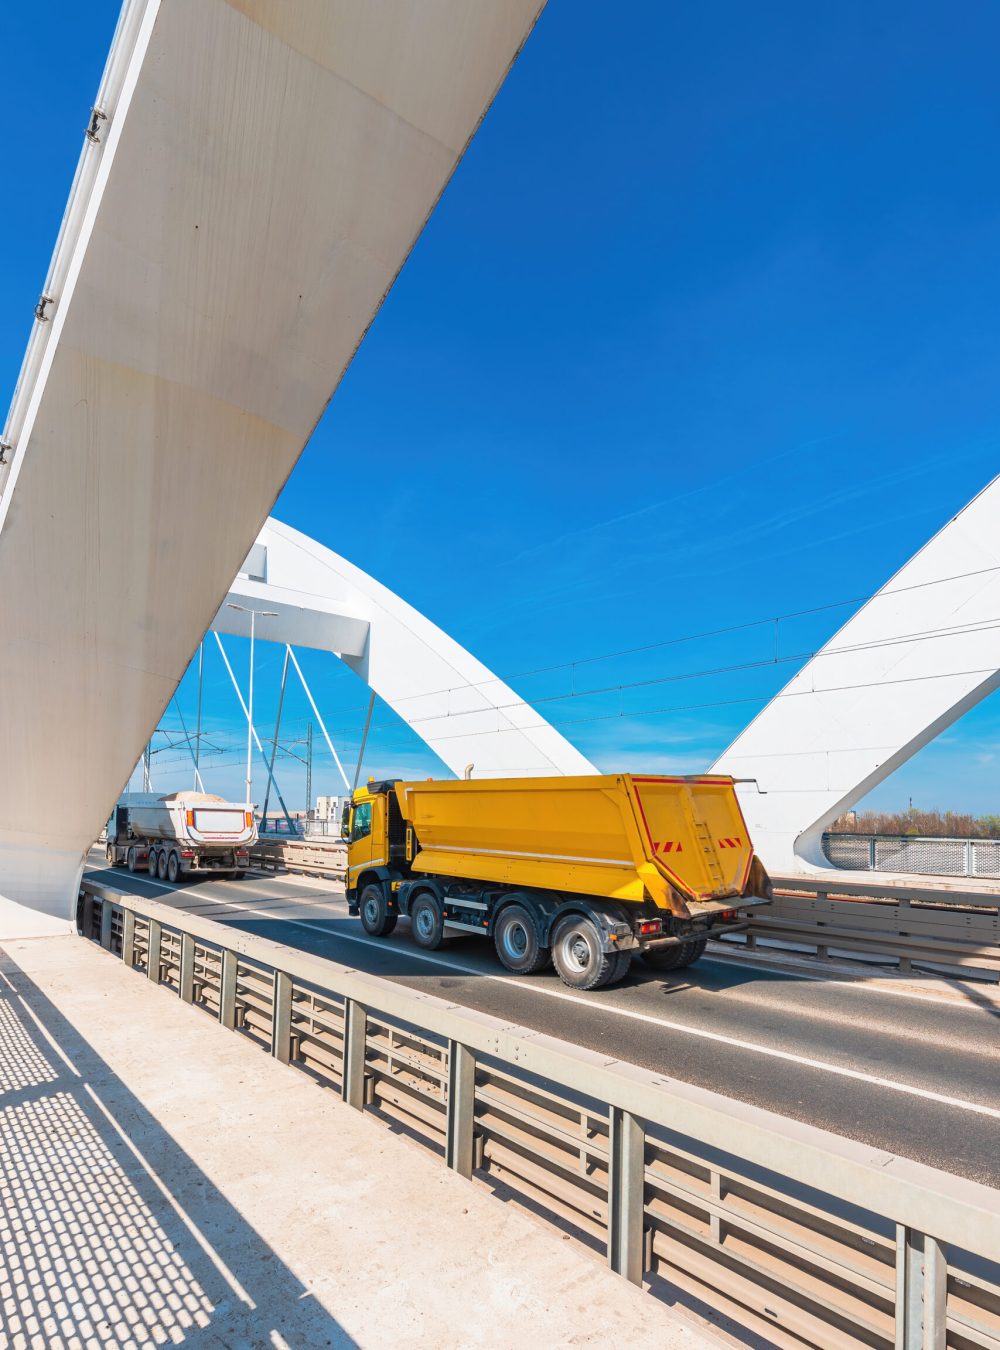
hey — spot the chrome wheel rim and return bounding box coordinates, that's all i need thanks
[501,919,529,961]
[415,906,435,941]
[560,928,592,975]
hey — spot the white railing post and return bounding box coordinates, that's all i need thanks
[342,998,368,1108]
[446,1041,476,1178]
[271,970,293,1063]
[219,948,238,1030]
[146,919,162,984]
[608,1106,645,1284]
[179,932,195,1003]
[895,1227,947,1349]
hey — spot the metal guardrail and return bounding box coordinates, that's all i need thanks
[824,833,1000,879]
[726,875,1000,982]
[77,878,1000,1349]
[250,837,346,879]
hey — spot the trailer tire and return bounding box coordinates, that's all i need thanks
[551,915,616,991]
[166,851,181,884]
[494,904,550,975]
[147,849,159,878]
[409,893,444,950]
[232,871,247,881]
[127,847,139,873]
[157,849,169,881]
[360,883,397,938]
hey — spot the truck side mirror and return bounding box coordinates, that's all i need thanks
[341,803,351,841]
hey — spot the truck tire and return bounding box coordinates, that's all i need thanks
[409,893,444,950]
[157,849,169,881]
[360,883,397,938]
[551,915,616,991]
[232,871,247,881]
[166,851,181,884]
[494,904,550,975]
[127,847,138,873]
[607,948,633,985]
[106,843,116,866]
[642,937,707,972]
[147,848,159,878]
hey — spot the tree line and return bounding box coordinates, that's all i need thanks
[828,808,1000,839]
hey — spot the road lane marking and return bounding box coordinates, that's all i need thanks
[134,885,1000,1122]
[86,860,1000,1017]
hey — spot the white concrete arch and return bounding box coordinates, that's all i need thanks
[214,518,596,781]
[713,475,1000,874]
[0,0,546,924]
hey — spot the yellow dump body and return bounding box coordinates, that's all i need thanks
[394,774,755,914]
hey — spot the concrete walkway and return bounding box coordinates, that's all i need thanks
[0,934,727,1349]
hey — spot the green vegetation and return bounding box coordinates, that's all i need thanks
[829,809,1000,839]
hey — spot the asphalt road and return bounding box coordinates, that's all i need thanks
[84,850,1000,1188]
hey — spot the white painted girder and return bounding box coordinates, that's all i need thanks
[713,476,1000,873]
[0,0,546,919]
[216,518,596,780]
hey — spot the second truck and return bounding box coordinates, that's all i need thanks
[344,773,771,990]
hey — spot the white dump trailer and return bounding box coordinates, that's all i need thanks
[105,791,256,883]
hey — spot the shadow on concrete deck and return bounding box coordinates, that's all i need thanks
[0,949,353,1348]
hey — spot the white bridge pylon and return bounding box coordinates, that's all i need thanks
[213,518,595,783]
[713,475,1000,874]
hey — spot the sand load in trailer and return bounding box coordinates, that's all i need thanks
[344,774,772,990]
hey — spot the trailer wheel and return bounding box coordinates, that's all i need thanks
[551,915,616,991]
[409,893,444,950]
[166,851,181,884]
[232,871,247,881]
[147,849,159,878]
[127,847,138,873]
[494,904,550,975]
[360,883,397,938]
[157,849,169,881]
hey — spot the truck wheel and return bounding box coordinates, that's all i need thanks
[494,904,549,975]
[147,849,159,878]
[232,871,247,881]
[157,849,169,881]
[551,916,616,991]
[676,936,708,968]
[607,948,633,985]
[106,843,116,866]
[166,851,181,884]
[410,893,444,950]
[127,847,138,873]
[643,937,707,972]
[360,883,397,938]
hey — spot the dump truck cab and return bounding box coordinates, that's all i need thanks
[344,774,771,990]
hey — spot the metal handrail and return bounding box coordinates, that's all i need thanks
[77,877,1000,1348]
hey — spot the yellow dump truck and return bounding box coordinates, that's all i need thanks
[344,774,771,990]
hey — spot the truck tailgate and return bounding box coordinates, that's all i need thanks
[626,776,752,902]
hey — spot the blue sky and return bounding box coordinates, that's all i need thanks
[4,2,1000,814]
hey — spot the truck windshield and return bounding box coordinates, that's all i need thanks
[351,802,372,842]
